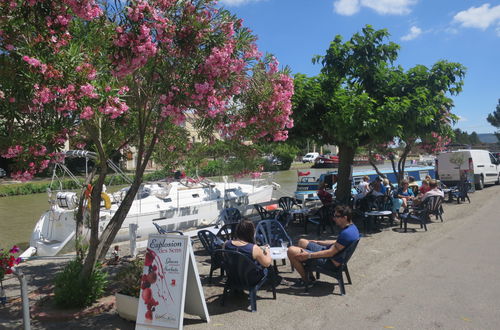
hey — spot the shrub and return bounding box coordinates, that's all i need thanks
[114,258,144,297]
[54,258,108,308]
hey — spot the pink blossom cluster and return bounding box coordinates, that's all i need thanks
[63,0,102,21]
[29,145,47,157]
[420,132,451,154]
[79,83,98,99]
[1,145,23,159]
[112,23,158,77]
[76,62,97,80]
[99,96,129,119]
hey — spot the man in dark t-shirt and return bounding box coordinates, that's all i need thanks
[287,205,360,285]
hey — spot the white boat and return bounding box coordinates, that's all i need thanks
[21,151,275,257]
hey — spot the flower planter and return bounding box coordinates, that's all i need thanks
[115,292,139,321]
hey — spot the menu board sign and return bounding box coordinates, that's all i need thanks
[136,234,208,329]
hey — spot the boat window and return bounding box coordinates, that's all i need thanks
[192,194,199,198]
[419,171,429,180]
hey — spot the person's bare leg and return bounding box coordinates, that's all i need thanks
[297,238,309,249]
[287,246,307,280]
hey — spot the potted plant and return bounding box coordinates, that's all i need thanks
[115,258,143,321]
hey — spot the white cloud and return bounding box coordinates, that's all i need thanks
[219,0,264,6]
[333,0,360,16]
[453,3,500,30]
[401,25,422,41]
[362,0,417,15]
[333,0,417,16]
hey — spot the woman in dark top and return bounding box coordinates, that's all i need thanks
[224,219,272,268]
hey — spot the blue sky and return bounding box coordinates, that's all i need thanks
[219,0,500,134]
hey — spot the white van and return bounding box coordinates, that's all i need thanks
[302,152,319,163]
[436,149,500,190]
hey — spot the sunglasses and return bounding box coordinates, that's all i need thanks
[334,214,343,218]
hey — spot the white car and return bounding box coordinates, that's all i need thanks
[302,152,319,163]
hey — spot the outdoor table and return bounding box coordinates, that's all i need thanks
[364,210,392,235]
[442,188,452,202]
[269,247,289,275]
[270,247,288,260]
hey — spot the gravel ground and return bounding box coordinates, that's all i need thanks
[1,185,497,329]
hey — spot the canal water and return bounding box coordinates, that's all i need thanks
[0,165,379,250]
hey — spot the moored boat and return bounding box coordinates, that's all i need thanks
[21,151,276,258]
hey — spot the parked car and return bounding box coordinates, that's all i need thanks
[302,152,319,163]
[0,168,6,178]
[436,149,500,190]
[312,154,340,168]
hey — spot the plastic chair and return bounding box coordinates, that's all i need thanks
[305,205,336,236]
[255,220,292,247]
[255,219,292,268]
[450,181,471,204]
[214,249,276,312]
[278,196,302,227]
[216,208,242,240]
[254,204,278,221]
[304,239,360,295]
[197,230,224,283]
[400,195,444,232]
[153,222,184,235]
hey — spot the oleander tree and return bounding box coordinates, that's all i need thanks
[0,0,293,281]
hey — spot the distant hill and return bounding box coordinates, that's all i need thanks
[478,133,498,144]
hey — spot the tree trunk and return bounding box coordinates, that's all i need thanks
[79,164,108,281]
[75,169,97,260]
[397,142,413,186]
[336,144,356,205]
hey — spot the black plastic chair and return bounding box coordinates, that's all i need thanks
[254,204,278,221]
[278,196,303,227]
[214,249,276,312]
[216,208,242,240]
[153,222,184,235]
[305,205,335,236]
[450,181,471,204]
[197,230,225,283]
[400,195,444,232]
[304,239,360,295]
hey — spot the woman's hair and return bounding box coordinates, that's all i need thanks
[234,219,255,244]
[383,178,390,186]
[401,179,409,186]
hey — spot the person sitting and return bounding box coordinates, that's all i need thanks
[418,179,444,203]
[317,181,333,206]
[367,180,384,197]
[223,219,272,270]
[408,176,419,195]
[357,175,371,195]
[419,179,431,195]
[397,179,415,210]
[287,205,360,287]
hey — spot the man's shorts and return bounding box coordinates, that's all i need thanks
[305,242,339,271]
